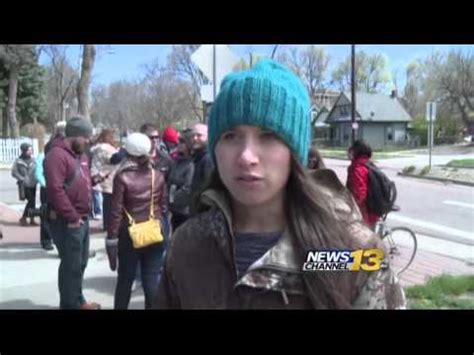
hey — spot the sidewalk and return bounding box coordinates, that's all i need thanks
[0,203,145,310]
[1,203,472,309]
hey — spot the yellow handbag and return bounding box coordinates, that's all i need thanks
[123,168,164,249]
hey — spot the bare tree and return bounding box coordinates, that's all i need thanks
[331,50,390,93]
[0,45,36,137]
[403,49,474,129]
[277,45,330,97]
[77,45,96,120]
[277,46,304,79]
[142,65,195,129]
[301,46,330,96]
[166,45,209,122]
[402,59,425,117]
[429,49,474,127]
[44,45,78,124]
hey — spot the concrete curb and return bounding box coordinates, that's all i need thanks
[397,172,474,187]
[322,156,348,161]
[445,165,474,170]
[321,154,414,161]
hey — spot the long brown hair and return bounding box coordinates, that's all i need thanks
[196,153,366,309]
[95,129,117,147]
[285,155,365,308]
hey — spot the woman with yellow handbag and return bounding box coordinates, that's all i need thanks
[106,132,168,309]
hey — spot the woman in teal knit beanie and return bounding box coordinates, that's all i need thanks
[155,59,405,309]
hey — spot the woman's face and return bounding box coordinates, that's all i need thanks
[215,125,291,207]
[177,141,190,157]
[308,156,318,170]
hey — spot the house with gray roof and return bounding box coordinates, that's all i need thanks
[313,106,330,142]
[325,91,413,147]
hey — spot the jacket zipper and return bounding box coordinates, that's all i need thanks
[237,264,304,306]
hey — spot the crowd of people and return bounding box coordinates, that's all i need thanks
[9,58,405,309]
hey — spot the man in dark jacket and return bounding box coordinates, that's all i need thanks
[44,116,100,310]
[11,143,37,226]
[139,123,174,183]
[168,133,195,230]
[190,123,214,214]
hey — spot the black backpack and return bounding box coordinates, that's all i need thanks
[365,162,397,216]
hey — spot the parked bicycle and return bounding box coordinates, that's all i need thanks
[376,205,418,276]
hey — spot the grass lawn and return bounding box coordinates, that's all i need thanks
[405,274,474,309]
[446,159,474,168]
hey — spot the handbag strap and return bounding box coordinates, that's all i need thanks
[149,168,155,219]
[123,167,155,225]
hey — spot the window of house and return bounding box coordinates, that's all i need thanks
[340,105,348,116]
[387,126,393,141]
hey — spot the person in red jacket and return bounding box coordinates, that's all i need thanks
[346,140,380,228]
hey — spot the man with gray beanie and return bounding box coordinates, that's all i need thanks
[44,116,101,310]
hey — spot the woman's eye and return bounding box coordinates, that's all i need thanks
[260,131,279,141]
[221,131,237,141]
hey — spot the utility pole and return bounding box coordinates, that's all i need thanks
[351,44,356,144]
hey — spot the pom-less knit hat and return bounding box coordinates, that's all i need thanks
[209,59,311,165]
[20,142,31,152]
[163,126,180,145]
[65,116,93,139]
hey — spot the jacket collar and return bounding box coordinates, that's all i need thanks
[200,189,301,274]
[353,156,371,166]
[117,157,151,173]
[193,147,208,163]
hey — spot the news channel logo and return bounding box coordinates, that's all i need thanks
[302,249,386,272]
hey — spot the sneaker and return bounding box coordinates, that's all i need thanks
[19,217,28,226]
[131,280,142,293]
[30,219,38,226]
[42,244,54,251]
[89,250,97,258]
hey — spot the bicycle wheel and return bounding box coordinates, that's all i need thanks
[382,226,417,275]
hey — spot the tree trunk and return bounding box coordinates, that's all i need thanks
[58,101,64,122]
[77,45,96,120]
[456,98,470,128]
[7,66,20,137]
[2,107,8,137]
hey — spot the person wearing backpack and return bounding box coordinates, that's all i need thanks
[346,140,380,228]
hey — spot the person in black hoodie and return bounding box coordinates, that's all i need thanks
[190,123,214,214]
[168,132,195,230]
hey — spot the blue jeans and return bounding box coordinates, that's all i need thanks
[115,225,167,309]
[135,211,170,283]
[92,190,102,217]
[50,217,90,309]
[39,187,53,248]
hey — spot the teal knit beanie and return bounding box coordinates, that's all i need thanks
[209,59,311,165]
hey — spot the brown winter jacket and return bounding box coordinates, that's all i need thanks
[107,158,167,239]
[154,169,406,309]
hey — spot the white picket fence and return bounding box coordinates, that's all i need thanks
[0,138,39,165]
